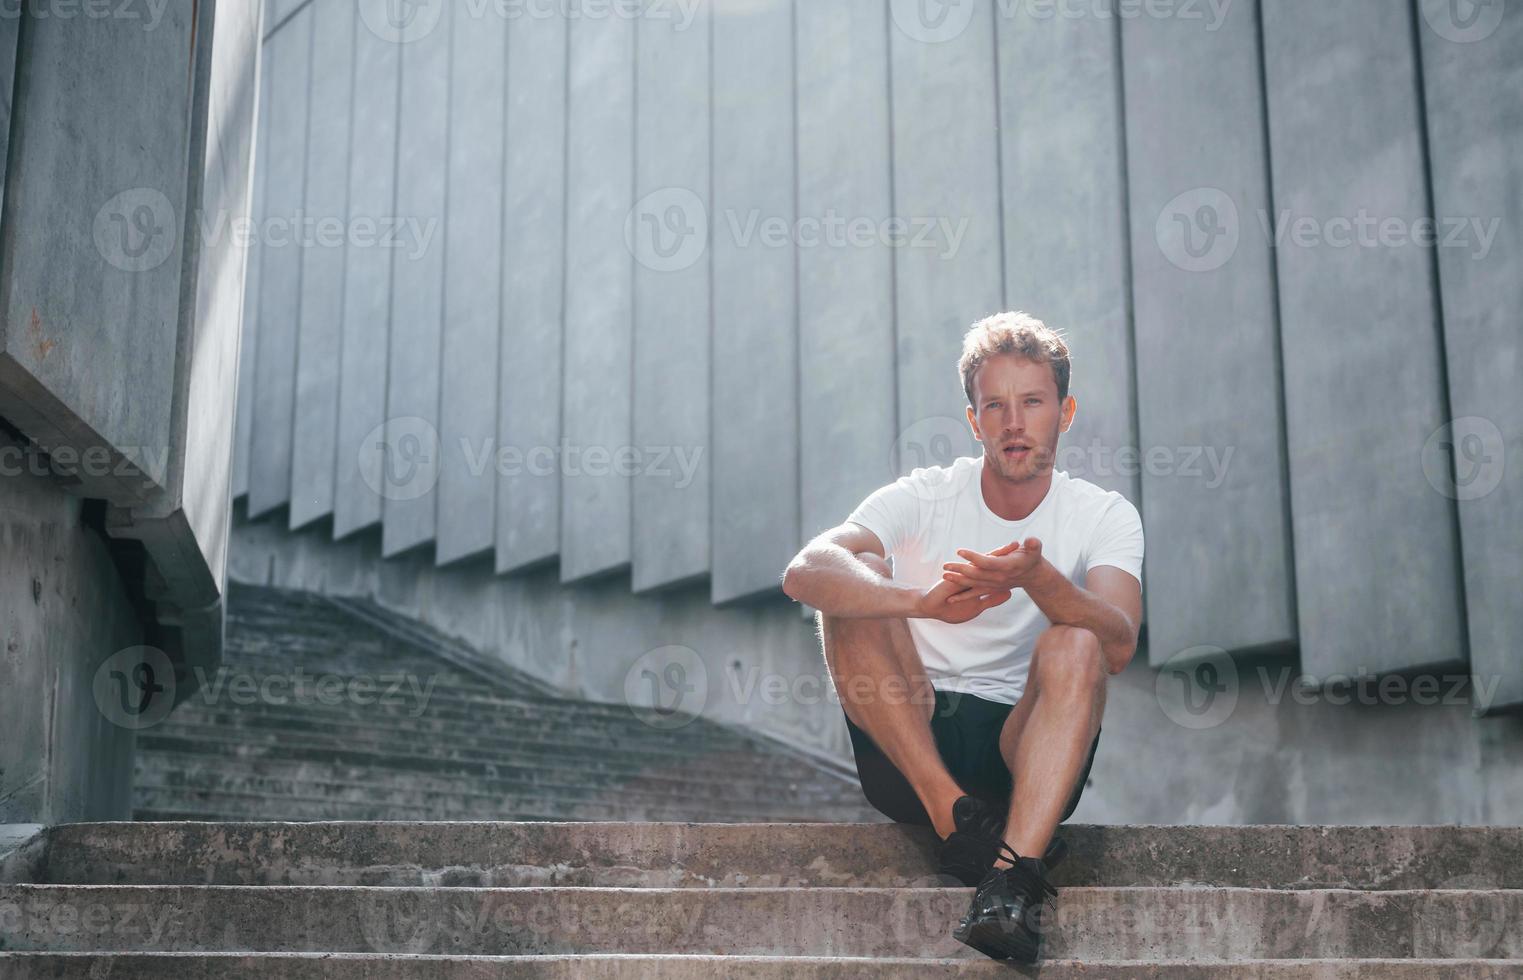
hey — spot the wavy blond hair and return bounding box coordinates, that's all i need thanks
[958,311,1071,407]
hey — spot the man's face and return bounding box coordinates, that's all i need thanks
[965,353,1073,483]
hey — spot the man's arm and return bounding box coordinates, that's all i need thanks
[941,539,1142,673]
[782,523,1015,622]
[781,523,922,618]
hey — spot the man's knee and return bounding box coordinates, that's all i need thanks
[1032,625,1105,699]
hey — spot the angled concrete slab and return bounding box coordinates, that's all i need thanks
[1121,0,1296,664]
[631,2,711,594]
[495,12,568,575]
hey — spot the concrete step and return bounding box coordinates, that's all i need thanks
[131,763,872,820]
[143,713,838,782]
[3,883,1518,959]
[39,822,1522,891]
[2,952,1519,978]
[129,787,873,825]
[135,745,867,806]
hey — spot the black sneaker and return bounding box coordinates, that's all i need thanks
[935,795,1006,885]
[935,796,1069,886]
[952,845,1058,963]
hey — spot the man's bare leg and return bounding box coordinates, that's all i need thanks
[818,552,967,839]
[995,624,1107,862]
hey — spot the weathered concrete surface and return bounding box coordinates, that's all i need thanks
[1416,0,1523,711]
[435,7,507,567]
[37,820,1523,891]
[232,34,272,504]
[1121,0,1296,666]
[288,0,356,531]
[99,0,260,685]
[332,4,402,540]
[247,8,313,518]
[0,1,196,503]
[495,12,567,575]
[1261,0,1465,677]
[559,11,635,584]
[380,0,451,557]
[0,430,140,825]
[631,2,710,593]
[795,0,897,555]
[998,5,1133,503]
[710,0,799,603]
[888,4,1003,438]
[4,953,1518,979]
[230,507,1523,826]
[2,882,1519,958]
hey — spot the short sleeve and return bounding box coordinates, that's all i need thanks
[845,474,922,559]
[1085,495,1144,586]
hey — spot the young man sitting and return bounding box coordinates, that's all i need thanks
[781,311,1144,963]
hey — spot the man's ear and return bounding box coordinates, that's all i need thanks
[966,404,981,442]
[1059,395,1077,433]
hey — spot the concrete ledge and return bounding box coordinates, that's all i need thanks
[34,822,1523,891]
[1,953,1519,979]
[2,883,1519,959]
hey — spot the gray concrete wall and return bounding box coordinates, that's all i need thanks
[0,0,261,818]
[795,0,897,558]
[631,0,710,593]
[231,0,1523,752]
[1121,0,1296,666]
[0,430,140,825]
[1262,0,1466,678]
[229,506,1523,826]
[495,10,567,575]
[288,0,355,531]
[1416,0,1523,711]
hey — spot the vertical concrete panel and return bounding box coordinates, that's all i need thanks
[1417,0,1523,708]
[1262,0,1464,675]
[795,0,896,547]
[289,0,355,530]
[247,10,314,518]
[887,2,1003,449]
[998,5,1133,501]
[333,2,401,540]
[560,10,634,583]
[380,2,451,557]
[631,1,710,591]
[1121,0,1295,664]
[0,2,196,503]
[233,48,273,502]
[495,10,567,574]
[176,0,266,597]
[435,5,507,566]
[710,0,797,603]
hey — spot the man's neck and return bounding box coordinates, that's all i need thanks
[980,453,1054,522]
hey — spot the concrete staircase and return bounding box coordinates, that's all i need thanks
[2,821,1521,975]
[131,582,880,823]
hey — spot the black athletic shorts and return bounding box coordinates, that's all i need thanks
[842,687,1100,825]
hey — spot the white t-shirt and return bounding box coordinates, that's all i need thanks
[845,454,1144,705]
